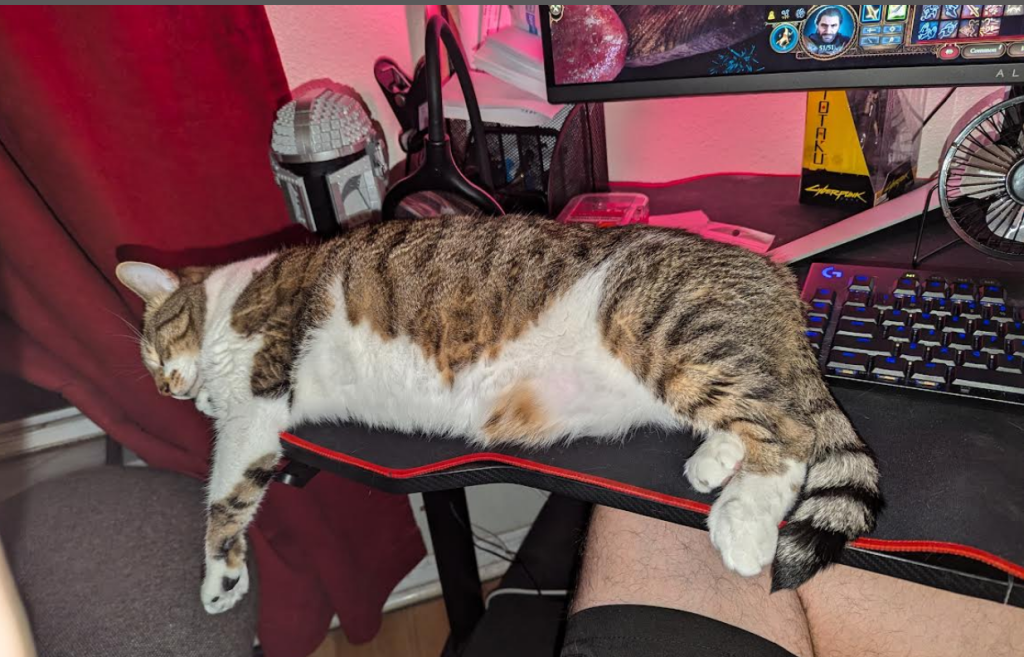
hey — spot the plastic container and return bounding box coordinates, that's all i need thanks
[556,192,650,227]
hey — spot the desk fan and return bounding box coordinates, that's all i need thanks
[939,94,1024,259]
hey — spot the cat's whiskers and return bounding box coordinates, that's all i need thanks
[109,333,144,345]
[104,308,145,341]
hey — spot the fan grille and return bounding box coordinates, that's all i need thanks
[940,95,1024,259]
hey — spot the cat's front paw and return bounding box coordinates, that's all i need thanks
[201,558,249,614]
[195,388,216,418]
[684,431,744,493]
[707,496,777,577]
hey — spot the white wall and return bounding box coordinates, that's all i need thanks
[917,86,1008,178]
[603,93,807,182]
[264,5,816,182]
[265,5,416,171]
[266,5,1007,185]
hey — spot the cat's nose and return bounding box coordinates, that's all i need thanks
[158,381,171,396]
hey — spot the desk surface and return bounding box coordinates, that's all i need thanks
[281,175,1024,606]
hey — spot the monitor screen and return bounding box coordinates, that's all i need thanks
[542,5,1024,103]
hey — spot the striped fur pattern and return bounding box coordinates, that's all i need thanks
[115,214,881,613]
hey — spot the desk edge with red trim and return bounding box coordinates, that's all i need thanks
[280,426,1024,608]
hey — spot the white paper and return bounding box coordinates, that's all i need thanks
[471,25,547,100]
[443,71,562,127]
[648,211,776,254]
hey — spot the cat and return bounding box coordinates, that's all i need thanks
[115,214,882,614]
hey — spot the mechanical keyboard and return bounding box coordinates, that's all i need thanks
[801,263,1024,406]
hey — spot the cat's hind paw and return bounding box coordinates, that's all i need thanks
[684,431,744,493]
[201,558,249,614]
[707,495,778,577]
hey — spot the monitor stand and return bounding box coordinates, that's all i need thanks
[767,183,935,264]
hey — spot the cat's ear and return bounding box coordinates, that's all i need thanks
[115,261,180,304]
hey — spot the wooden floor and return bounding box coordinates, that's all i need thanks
[308,581,499,657]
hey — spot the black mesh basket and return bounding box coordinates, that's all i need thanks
[443,103,610,216]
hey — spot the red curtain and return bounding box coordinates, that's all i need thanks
[0,7,424,656]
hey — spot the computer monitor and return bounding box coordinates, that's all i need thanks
[541,5,1021,103]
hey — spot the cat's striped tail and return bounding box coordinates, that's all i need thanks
[770,393,884,591]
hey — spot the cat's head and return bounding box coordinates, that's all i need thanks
[115,262,210,399]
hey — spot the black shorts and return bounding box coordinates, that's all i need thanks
[560,605,798,657]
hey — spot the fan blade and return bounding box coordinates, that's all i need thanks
[954,177,1005,188]
[1004,208,1024,242]
[952,150,1012,174]
[948,167,1006,179]
[963,133,1017,168]
[985,197,1016,237]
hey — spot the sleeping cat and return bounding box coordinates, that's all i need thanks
[115,214,881,614]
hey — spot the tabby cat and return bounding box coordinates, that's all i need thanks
[115,214,882,614]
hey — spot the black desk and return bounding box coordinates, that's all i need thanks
[277,175,1024,654]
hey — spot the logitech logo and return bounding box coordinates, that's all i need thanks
[821,265,844,279]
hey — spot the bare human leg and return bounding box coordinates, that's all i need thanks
[798,562,1024,657]
[570,506,815,657]
[570,506,1024,657]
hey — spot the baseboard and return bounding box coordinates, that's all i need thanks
[320,524,532,633]
[0,407,104,461]
[386,524,531,612]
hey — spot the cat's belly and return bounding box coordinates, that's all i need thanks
[291,265,678,443]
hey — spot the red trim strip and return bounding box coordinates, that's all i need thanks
[282,432,710,515]
[281,432,1024,580]
[611,171,799,189]
[849,537,1024,579]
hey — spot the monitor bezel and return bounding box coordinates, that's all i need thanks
[540,5,1024,103]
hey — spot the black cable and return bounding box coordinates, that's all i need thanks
[913,88,957,140]
[382,15,503,219]
[912,184,940,268]
[470,524,515,556]
[448,502,544,598]
[923,88,957,127]
[472,540,544,599]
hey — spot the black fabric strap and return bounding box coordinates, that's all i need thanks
[561,605,797,657]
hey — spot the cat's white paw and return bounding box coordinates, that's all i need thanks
[195,388,215,418]
[201,558,249,614]
[684,432,744,493]
[707,496,778,577]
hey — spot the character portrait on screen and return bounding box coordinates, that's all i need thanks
[802,5,856,58]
